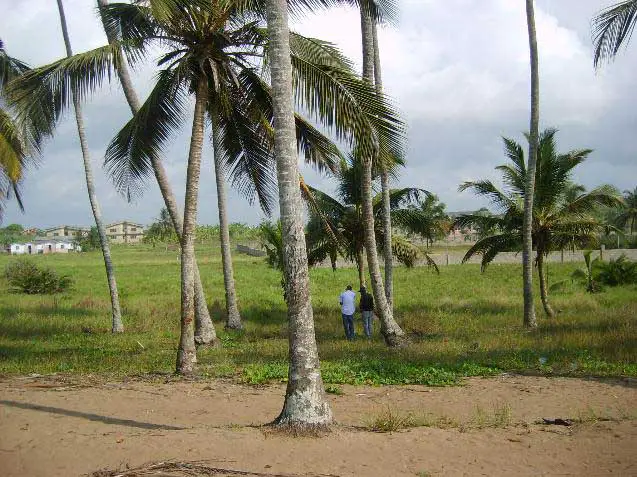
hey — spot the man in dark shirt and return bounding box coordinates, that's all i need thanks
[359,286,374,338]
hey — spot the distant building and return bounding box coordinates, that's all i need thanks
[43,225,89,239]
[105,221,145,244]
[7,238,80,255]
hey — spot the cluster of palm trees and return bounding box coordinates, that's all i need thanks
[1,0,635,428]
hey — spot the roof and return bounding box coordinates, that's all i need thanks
[105,221,145,228]
[42,225,90,232]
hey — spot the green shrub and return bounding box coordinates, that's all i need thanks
[4,260,73,294]
[596,254,637,287]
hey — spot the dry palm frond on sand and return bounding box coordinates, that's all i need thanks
[89,460,340,477]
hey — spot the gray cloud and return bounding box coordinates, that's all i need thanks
[2,0,635,228]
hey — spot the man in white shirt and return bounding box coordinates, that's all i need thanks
[339,284,356,340]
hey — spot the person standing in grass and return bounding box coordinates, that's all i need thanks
[339,285,356,340]
[359,286,374,339]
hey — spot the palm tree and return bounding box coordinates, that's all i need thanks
[13,1,402,373]
[56,0,124,333]
[523,0,540,328]
[358,1,406,347]
[0,39,31,222]
[412,194,451,248]
[457,129,621,318]
[592,0,637,67]
[616,187,637,234]
[265,0,332,429]
[304,159,438,289]
[96,0,216,344]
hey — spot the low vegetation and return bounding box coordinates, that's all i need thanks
[0,244,635,382]
[4,259,72,294]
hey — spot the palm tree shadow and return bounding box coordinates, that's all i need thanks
[0,400,185,430]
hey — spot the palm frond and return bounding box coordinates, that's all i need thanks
[104,67,187,200]
[592,0,637,67]
[285,33,405,160]
[462,233,521,271]
[458,180,518,213]
[7,43,139,147]
[219,95,278,216]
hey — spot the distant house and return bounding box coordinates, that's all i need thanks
[105,221,145,244]
[43,225,89,239]
[7,238,79,255]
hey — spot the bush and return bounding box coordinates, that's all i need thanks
[596,254,637,287]
[4,260,73,294]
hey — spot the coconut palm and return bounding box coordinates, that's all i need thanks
[523,0,540,328]
[10,0,403,373]
[265,0,332,429]
[357,0,406,347]
[367,1,397,309]
[592,0,637,67]
[304,159,438,290]
[96,0,217,343]
[55,0,124,333]
[457,129,621,318]
[615,187,637,234]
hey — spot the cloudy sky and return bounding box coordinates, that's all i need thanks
[1,0,635,228]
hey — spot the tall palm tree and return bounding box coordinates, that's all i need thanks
[13,0,403,373]
[265,0,332,428]
[616,187,637,233]
[304,159,437,289]
[523,0,540,328]
[369,5,396,309]
[358,1,406,347]
[56,0,124,333]
[96,0,216,344]
[592,0,637,67]
[457,129,621,318]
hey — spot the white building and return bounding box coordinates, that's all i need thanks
[7,239,79,255]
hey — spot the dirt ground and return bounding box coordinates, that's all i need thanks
[1,374,635,476]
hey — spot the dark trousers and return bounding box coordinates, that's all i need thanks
[342,314,355,340]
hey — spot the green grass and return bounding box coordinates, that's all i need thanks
[0,244,635,385]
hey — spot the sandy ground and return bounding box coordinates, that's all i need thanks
[0,374,635,476]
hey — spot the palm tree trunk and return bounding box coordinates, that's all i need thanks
[360,7,406,347]
[176,79,207,375]
[265,0,332,428]
[372,20,394,309]
[96,0,216,345]
[537,253,555,317]
[56,0,123,333]
[210,111,242,330]
[356,247,366,290]
[523,0,539,329]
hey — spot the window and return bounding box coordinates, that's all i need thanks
[110,228,117,232]
[53,232,59,237]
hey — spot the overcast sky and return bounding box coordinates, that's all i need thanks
[1,0,635,228]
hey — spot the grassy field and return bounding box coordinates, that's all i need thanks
[0,244,635,385]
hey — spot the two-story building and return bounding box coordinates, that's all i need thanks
[43,225,89,239]
[105,221,145,244]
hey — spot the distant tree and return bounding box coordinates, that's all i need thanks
[411,194,450,247]
[615,187,637,234]
[144,209,178,251]
[592,0,637,68]
[458,129,621,318]
[76,226,101,252]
